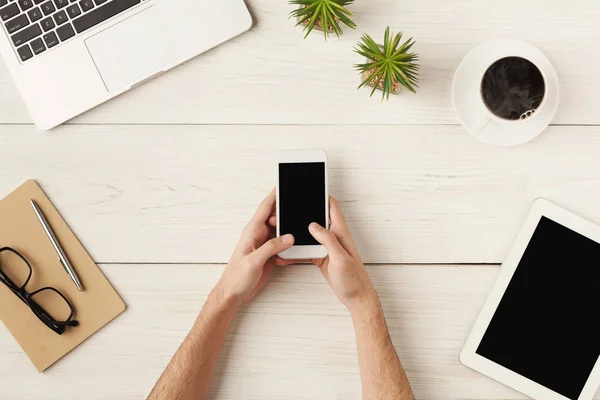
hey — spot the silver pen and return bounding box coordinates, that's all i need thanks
[30,199,84,291]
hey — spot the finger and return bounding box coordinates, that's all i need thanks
[275,257,296,267]
[311,257,326,267]
[250,234,294,266]
[251,188,276,223]
[329,197,352,234]
[268,215,277,228]
[312,259,330,284]
[329,197,360,258]
[276,257,312,266]
[309,222,347,257]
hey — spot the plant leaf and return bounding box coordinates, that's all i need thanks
[353,25,420,99]
[289,0,355,39]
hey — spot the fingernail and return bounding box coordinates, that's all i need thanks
[309,223,320,233]
[282,234,294,244]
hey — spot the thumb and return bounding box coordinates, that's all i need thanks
[309,223,346,257]
[250,234,295,266]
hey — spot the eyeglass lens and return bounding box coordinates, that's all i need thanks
[0,249,31,289]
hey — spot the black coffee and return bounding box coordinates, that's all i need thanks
[481,56,545,121]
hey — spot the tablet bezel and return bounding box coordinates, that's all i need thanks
[460,198,600,400]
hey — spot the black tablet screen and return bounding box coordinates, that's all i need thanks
[476,217,600,399]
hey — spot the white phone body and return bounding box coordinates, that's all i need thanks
[277,149,329,260]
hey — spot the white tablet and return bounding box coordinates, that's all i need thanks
[460,199,600,400]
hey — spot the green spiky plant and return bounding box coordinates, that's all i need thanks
[289,0,356,40]
[354,27,419,100]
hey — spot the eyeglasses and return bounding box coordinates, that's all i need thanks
[0,247,78,335]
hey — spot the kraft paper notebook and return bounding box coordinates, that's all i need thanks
[0,180,126,372]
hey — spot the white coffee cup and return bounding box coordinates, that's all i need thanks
[452,39,560,147]
[473,56,548,133]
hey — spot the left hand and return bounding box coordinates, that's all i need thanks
[215,189,294,307]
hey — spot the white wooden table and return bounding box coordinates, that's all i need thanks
[2,0,600,398]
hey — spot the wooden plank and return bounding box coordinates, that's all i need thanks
[0,264,550,400]
[2,124,600,264]
[1,0,600,125]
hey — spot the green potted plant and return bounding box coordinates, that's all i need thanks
[289,0,356,39]
[354,27,419,100]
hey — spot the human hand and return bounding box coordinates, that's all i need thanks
[215,189,294,308]
[305,198,380,316]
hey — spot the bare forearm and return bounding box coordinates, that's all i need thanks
[351,298,414,400]
[148,287,237,400]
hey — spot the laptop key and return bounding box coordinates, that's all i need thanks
[1,2,19,21]
[53,0,68,9]
[18,0,33,11]
[56,22,74,41]
[30,37,45,54]
[73,0,139,33]
[0,0,7,7]
[66,3,79,18]
[43,30,58,47]
[78,0,92,12]
[40,17,56,32]
[17,44,33,61]
[40,0,54,15]
[53,9,67,25]
[11,23,41,46]
[28,6,42,22]
[5,13,29,34]
[93,0,106,5]
[40,15,54,30]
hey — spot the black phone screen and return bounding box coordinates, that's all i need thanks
[279,162,326,246]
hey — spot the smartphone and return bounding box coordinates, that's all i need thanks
[277,149,329,259]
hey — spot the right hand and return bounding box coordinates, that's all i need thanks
[307,198,380,314]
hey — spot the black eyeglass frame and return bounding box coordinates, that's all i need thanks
[0,247,79,335]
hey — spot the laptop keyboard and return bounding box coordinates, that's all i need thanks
[1,0,141,62]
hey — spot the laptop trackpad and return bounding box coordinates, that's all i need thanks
[85,7,179,93]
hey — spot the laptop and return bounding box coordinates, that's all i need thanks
[0,0,252,130]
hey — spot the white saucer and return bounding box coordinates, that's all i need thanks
[452,39,559,146]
